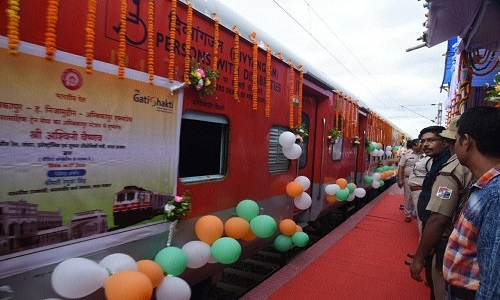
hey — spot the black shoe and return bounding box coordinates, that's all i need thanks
[399,204,404,210]
[407,253,415,259]
[405,260,412,265]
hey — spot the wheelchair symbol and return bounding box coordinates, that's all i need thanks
[113,0,147,46]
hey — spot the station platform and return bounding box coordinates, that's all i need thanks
[240,183,429,300]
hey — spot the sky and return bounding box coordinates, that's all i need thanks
[210,0,449,139]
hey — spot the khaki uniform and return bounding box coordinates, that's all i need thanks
[409,155,432,237]
[425,154,473,300]
[398,150,422,217]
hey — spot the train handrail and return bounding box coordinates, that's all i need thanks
[318,118,326,200]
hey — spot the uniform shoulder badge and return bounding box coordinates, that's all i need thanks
[436,186,453,199]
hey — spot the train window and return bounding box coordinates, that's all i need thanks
[331,137,343,161]
[268,126,291,173]
[179,111,228,183]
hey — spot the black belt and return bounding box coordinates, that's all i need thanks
[449,284,476,300]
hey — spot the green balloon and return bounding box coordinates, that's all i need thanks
[236,199,260,222]
[378,180,385,187]
[274,235,293,252]
[336,188,350,201]
[347,183,356,193]
[375,167,383,173]
[364,176,373,184]
[211,237,241,264]
[367,144,375,152]
[154,246,187,276]
[250,215,277,238]
[292,232,309,247]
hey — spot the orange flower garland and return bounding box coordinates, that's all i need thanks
[183,1,193,85]
[298,65,303,125]
[277,52,283,61]
[251,32,258,110]
[6,0,20,55]
[212,13,219,90]
[45,0,60,60]
[289,60,295,129]
[232,26,240,101]
[265,44,271,117]
[85,0,97,74]
[168,0,177,82]
[117,0,127,78]
[147,0,155,83]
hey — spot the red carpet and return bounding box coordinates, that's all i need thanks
[242,185,430,300]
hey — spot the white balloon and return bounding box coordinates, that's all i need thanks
[372,173,381,181]
[99,253,137,274]
[294,192,312,210]
[347,193,356,202]
[156,276,191,300]
[52,258,108,299]
[279,131,296,148]
[295,176,311,191]
[378,149,385,156]
[386,145,393,151]
[325,184,340,195]
[372,181,381,189]
[385,150,392,156]
[354,188,367,198]
[181,241,211,269]
[282,143,302,160]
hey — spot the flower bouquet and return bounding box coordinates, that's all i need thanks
[294,124,309,143]
[352,136,360,147]
[188,59,219,96]
[327,129,342,144]
[164,191,192,222]
[164,191,192,246]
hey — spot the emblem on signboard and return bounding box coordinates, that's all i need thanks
[61,68,83,90]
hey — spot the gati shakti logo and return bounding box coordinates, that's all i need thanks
[133,89,174,112]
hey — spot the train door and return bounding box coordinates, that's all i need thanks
[294,93,321,221]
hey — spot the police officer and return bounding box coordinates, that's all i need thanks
[398,139,423,222]
[409,116,473,300]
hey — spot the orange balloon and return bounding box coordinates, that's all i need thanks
[279,219,297,236]
[336,178,348,189]
[326,194,337,203]
[136,260,164,288]
[104,270,153,300]
[286,181,304,197]
[241,228,258,241]
[195,215,224,245]
[224,217,251,239]
[295,225,303,232]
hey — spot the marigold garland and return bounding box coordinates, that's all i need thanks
[251,32,258,110]
[183,1,193,85]
[167,0,177,82]
[147,0,155,83]
[117,0,127,78]
[212,13,219,91]
[45,0,60,60]
[6,0,20,55]
[265,44,271,117]
[298,65,303,125]
[289,60,295,129]
[85,0,97,73]
[232,26,240,101]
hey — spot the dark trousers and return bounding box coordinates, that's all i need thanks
[425,254,436,300]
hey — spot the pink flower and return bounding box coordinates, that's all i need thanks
[174,196,183,203]
[196,68,206,78]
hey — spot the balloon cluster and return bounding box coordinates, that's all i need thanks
[324,178,366,203]
[367,141,388,157]
[286,175,312,210]
[273,219,309,252]
[51,201,311,299]
[279,131,302,160]
[51,254,191,300]
[363,166,397,189]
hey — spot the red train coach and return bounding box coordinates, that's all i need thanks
[0,0,405,298]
